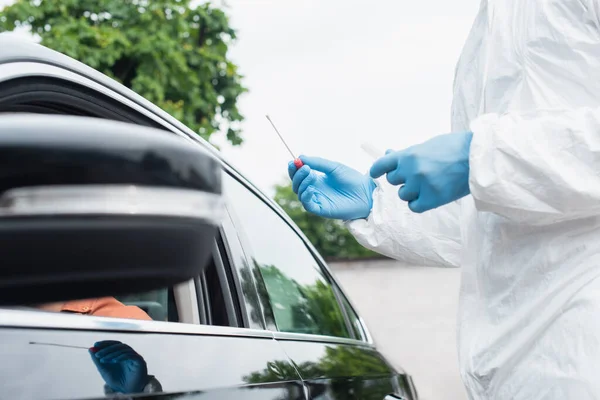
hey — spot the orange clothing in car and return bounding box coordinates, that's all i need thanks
[61,297,151,321]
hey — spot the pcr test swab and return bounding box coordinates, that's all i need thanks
[266,115,304,169]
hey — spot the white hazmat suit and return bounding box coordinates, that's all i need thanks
[348,1,600,399]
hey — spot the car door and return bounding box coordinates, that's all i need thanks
[0,304,305,400]
[0,58,307,399]
[222,175,414,400]
[0,203,306,400]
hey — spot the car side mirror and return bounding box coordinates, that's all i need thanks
[0,114,223,305]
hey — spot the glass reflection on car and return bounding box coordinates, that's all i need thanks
[28,339,162,395]
[245,344,393,399]
[253,260,348,337]
[224,176,351,339]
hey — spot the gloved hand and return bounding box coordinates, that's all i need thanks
[89,340,149,394]
[370,132,473,213]
[288,155,376,220]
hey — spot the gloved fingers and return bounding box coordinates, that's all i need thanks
[300,187,320,215]
[370,151,400,179]
[292,165,311,194]
[408,197,431,214]
[385,149,395,155]
[93,340,122,350]
[288,160,298,180]
[299,155,338,174]
[95,343,131,359]
[386,168,406,186]
[89,348,103,367]
[300,186,314,205]
[99,347,136,363]
[111,351,143,364]
[297,171,315,200]
[398,181,419,202]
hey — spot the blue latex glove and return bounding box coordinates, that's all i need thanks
[288,155,376,220]
[370,132,473,213]
[89,340,149,394]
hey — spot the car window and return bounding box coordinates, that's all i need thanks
[224,175,351,338]
[117,288,175,322]
[116,288,177,322]
[0,77,236,327]
[199,257,230,327]
[29,294,160,322]
[119,250,233,326]
[19,251,234,325]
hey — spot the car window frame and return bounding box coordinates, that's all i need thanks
[220,176,372,344]
[0,60,372,344]
[196,235,241,328]
[222,173,361,341]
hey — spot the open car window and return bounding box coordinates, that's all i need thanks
[0,77,162,128]
[0,75,237,327]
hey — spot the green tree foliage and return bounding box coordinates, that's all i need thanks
[292,279,348,337]
[237,259,352,337]
[238,260,276,329]
[258,263,349,338]
[0,0,246,144]
[242,360,299,389]
[244,347,394,398]
[273,183,378,260]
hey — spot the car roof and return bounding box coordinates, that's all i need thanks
[0,35,238,167]
[0,35,274,210]
[0,36,215,139]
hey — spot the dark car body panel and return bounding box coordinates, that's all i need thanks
[0,321,304,400]
[276,338,409,399]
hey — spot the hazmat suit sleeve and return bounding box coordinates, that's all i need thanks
[469,110,600,225]
[346,179,462,268]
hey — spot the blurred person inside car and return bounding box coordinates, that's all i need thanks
[37,297,151,321]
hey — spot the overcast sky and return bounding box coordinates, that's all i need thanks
[217,0,480,195]
[0,0,480,195]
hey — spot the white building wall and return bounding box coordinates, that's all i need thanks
[329,259,467,400]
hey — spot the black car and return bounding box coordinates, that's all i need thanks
[0,37,418,400]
